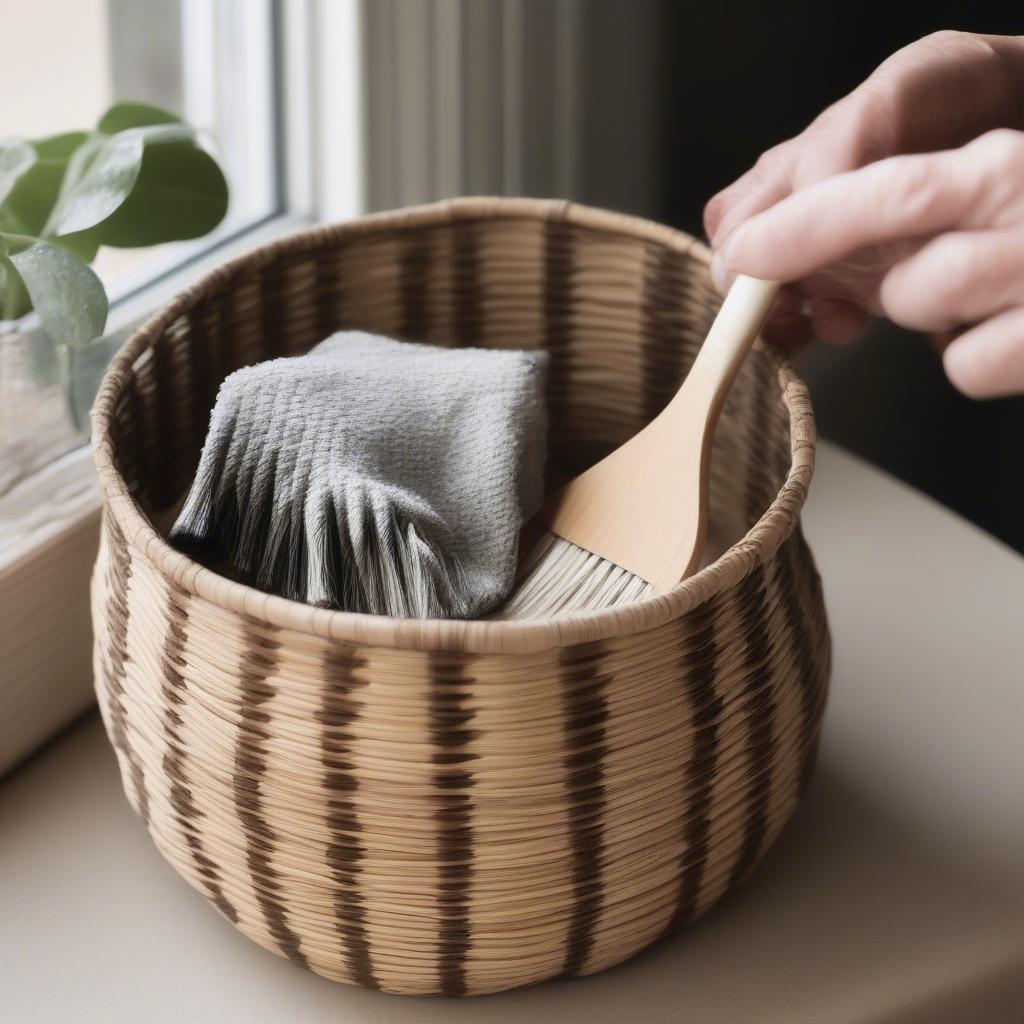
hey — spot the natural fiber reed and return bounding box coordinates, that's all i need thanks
[90,198,830,996]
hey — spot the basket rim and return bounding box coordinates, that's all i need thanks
[91,196,817,655]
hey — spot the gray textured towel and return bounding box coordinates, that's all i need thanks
[170,332,548,619]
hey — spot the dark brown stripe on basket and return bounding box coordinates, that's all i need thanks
[399,232,434,341]
[313,251,342,340]
[788,527,831,791]
[662,602,723,934]
[641,245,689,424]
[743,357,777,528]
[318,645,378,990]
[542,216,575,445]
[774,532,825,794]
[160,587,238,923]
[561,642,611,977]
[451,222,483,347]
[103,517,150,826]
[185,299,216,462]
[259,262,291,359]
[147,320,181,512]
[215,282,244,380]
[232,621,308,967]
[428,653,478,997]
[113,374,146,502]
[728,565,777,887]
[791,523,831,694]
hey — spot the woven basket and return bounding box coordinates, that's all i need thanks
[91,198,830,997]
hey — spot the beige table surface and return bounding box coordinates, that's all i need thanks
[3,441,1023,1024]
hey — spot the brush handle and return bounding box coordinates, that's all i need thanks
[685,275,780,393]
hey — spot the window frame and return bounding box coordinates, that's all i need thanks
[101,0,320,313]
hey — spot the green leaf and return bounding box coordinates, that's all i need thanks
[1,106,228,279]
[41,119,197,240]
[0,236,32,320]
[54,228,102,263]
[6,237,107,345]
[45,132,145,237]
[95,142,228,247]
[97,101,182,133]
[1,132,88,237]
[1,254,32,321]
[0,138,36,206]
[124,122,196,145]
[34,131,89,161]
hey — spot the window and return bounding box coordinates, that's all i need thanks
[4,0,286,302]
[100,0,282,296]
[1,0,296,501]
[0,0,358,775]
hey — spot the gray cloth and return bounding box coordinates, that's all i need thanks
[170,332,548,619]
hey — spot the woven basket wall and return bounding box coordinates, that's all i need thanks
[90,198,830,997]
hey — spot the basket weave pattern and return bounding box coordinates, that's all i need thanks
[91,198,830,996]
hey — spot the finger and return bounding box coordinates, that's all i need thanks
[761,288,814,347]
[759,285,808,346]
[718,130,1024,283]
[705,94,885,250]
[707,32,1024,254]
[805,298,871,344]
[704,150,794,248]
[762,315,814,349]
[760,288,869,348]
[942,306,1024,398]
[878,229,1024,331]
[929,327,965,355]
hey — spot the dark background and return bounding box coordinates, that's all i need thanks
[582,4,1024,553]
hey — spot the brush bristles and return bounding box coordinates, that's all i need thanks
[493,533,655,620]
[170,449,473,620]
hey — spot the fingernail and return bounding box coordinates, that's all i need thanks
[705,195,726,246]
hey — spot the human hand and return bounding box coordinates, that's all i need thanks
[704,31,1024,397]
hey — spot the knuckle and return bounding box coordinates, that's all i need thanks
[974,127,1024,164]
[843,89,898,162]
[883,236,976,328]
[795,91,895,186]
[908,31,1003,83]
[885,157,948,225]
[918,29,986,56]
[967,130,1024,217]
[936,244,980,308]
[921,28,968,47]
[754,140,800,181]
[878,267,923,326]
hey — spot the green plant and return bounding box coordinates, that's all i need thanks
[0,102,228,345]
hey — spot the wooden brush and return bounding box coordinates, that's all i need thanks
[496,275,780,620]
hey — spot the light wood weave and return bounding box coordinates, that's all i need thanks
[90,198,830,996]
